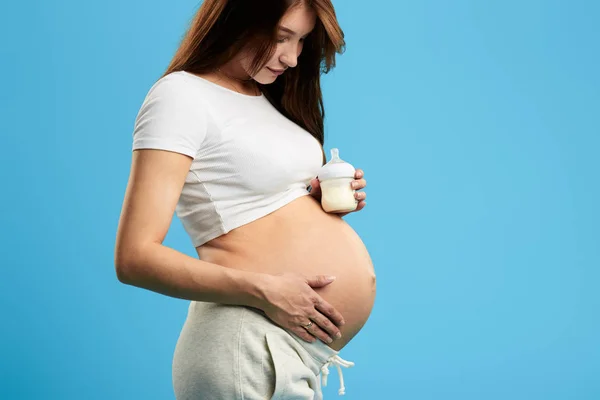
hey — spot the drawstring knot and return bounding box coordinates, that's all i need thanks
[320,355,355,395]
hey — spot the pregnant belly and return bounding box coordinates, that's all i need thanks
[196,194,376,350]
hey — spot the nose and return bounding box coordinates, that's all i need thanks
[280,46,298,68]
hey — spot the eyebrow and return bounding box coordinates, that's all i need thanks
[279,26,301,36]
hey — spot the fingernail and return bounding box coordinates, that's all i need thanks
[326,337,333,343]
[335,332,342,339]
[340,320,346,326]
[327,276,336,281]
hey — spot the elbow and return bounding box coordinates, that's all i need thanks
[115,261,133,284]
[114,236,160,284]
[114,244,144,284]
[114,255,135,284]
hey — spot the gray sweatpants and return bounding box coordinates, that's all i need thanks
[172,301,355,399]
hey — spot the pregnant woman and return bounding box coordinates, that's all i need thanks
[114,0,376,398]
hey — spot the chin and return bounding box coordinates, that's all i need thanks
[253,70,278,85]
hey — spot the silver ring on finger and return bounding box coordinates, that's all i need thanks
[302,321,313,330]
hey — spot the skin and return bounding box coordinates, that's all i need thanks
[213,2,317,94]
[115,3,370,348]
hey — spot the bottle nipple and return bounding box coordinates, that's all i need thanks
[330,148,342,163]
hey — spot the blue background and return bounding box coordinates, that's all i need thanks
[1,0,598,399]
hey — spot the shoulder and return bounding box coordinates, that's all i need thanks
[145,71,204,102]
[135,71,216,123]
[132,71,212,157]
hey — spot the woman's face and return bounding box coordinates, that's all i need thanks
[243,4,316,84]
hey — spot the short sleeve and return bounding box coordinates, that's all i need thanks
[132,74,208,159]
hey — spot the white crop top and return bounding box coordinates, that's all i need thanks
[132,71,324,247]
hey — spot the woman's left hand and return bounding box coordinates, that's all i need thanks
[308,168,367,216]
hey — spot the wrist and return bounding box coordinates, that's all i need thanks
[235,270,273,310]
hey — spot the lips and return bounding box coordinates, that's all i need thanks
[267,67,285,75]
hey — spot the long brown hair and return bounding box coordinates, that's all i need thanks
[162,0,345,146]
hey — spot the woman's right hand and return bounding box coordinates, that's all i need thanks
[258,273,345,344]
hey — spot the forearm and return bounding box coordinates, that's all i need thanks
[115,242,268,309]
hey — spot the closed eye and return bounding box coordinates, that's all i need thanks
[277,36,307,44]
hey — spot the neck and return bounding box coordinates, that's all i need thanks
[217,59,253,80]
[215,63,259,96]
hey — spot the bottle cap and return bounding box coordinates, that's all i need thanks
[317,148,356,181]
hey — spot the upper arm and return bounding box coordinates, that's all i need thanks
[115,149,193,268]
[115,75,207,268]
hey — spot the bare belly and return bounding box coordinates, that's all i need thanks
[195,194,376,350]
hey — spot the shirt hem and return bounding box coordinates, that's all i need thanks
[132,139,198,159]
[190,189,312,248]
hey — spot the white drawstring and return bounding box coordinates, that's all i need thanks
[320,355,355,395]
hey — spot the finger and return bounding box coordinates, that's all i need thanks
[307,178,321,197]
[306,275,336,288]
[351,178,367,190]
[310,311,342,341]
[290,326,316,343]
[338,199,366,217]
[311,179,321,193]
[354,191,367,201]
[355,200,366,211]
[355,169,364,179]
[304,317,334,344]
[314,297,345,327]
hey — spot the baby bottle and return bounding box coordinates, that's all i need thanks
[317,148,358,213]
